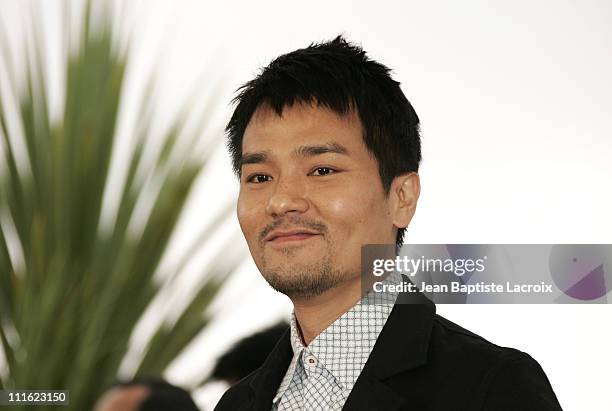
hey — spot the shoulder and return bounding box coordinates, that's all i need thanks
[213,371,257,411]
[430,313,524,363]
[428,313,547,379]
[423,314,562,410]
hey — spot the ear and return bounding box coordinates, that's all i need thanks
[389,172,420,229]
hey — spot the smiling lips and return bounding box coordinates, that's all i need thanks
[265,229,320,244]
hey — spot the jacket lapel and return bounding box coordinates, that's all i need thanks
[343,288,436,410]
[246,327,293,410]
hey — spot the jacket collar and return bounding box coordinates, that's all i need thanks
[342,289,435,410]
[247,280,436,410]
[247,327,294,410]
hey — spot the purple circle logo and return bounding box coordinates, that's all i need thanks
[549,245,610,300]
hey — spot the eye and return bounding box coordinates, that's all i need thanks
[310,167,337,176]
[245,174,272,184]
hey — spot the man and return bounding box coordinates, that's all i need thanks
[215,36,562,410]
[94,377,200,411]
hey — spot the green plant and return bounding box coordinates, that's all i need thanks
[0,2,234,409]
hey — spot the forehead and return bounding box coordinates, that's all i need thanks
[242,102,364,151]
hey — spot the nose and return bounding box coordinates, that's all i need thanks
[265,176,309,217]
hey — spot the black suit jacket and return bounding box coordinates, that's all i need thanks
[214,290,563,410]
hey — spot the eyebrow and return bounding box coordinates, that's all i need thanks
[239,142,349,168]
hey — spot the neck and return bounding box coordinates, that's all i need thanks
[291,276,363,345]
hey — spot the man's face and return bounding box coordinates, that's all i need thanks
[237,102,399,299]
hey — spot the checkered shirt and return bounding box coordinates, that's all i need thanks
[271,271,402,411]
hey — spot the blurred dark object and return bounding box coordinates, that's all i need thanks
[210,321,289,384]
[94,376,200,411]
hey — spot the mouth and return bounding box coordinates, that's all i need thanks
[265,229,321,245]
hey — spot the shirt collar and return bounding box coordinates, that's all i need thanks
[277,271,402,398]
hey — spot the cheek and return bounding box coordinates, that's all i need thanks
[237,195,261,242]
[317,182,390,240]
[320,191,380,234]
[325,198,368,226]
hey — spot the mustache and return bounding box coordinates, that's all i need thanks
[259,217,328,243]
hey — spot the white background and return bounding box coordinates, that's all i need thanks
[1,1,611,410]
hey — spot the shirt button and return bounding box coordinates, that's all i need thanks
[304,354,317,368]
